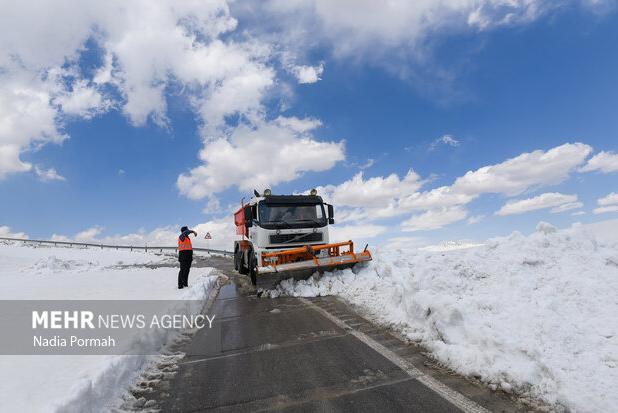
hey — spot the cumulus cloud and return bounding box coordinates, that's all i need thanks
[0,225,29,239]
[598,192,618,206]
[428,134,460,151]
[380,236,427,251]
[257,0,560,57]
[50,218,237,251]
[0,74,66,178]
[451,143,592,197]
[53,80,110,119]
[399,143,590,216]
[73,226,104,242]
[177,117,345,199]
[594,205,618,215]
[319,142,592,232]
[593,192,618,214]
[495,193,579,216]
[580,151,618,173]
[34,166,66,182]
[401,206,468,232]
[467,215,485,224]
[289,63,324,84]
[398,186,474,211]
[318,170,422,209]
[329,223,387,243]
[244,0,607,74]
[550,201,583,214]
[0,1,278,179]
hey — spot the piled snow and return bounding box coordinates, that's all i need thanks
[419,240,485,252]
[0,242,220,412]
[270,223,618,412]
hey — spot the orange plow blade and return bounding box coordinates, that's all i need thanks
[257,241,372,289]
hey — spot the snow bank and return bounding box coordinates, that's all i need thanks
[271,222,618,412]
[0,243,221,412]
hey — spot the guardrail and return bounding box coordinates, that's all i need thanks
[0,236,233,257]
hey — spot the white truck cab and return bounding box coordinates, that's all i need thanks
[233,190,335,284]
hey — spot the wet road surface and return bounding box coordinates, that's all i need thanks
[150,255,527,413]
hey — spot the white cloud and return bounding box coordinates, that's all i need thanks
[0,1,278,178]
[53,80,109,119]
[571,211,586,216]
[0,1,607,188]
[318,170,422,209]
[0,74,66,178]
[34,166,66,182]
[429,134,460,151]
[495,193,579,216]
[50,218,238,251]
[380,236,427,251]
[550,202,583,214]
[74,226,104,242]
[597,192,618,206]
[0,225,29,239]
[290,63,324,84]
[452,143,592,197]
[593,205,618,215]
[202,196,222,214]
[177,117,345,199]
[401,206,468,232]
[593,192,618,214]
[580,151,618,173]
[398,143,589,216]
[399,186,474,211]
[329,223,387,243]
[247,0,607,72]
[315,142,592,233]
[467,214,485,224]
[258,0,560,58]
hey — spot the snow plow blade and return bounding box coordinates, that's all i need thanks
[257,241,371,290]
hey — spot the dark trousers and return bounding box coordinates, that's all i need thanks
[178,260,192,287]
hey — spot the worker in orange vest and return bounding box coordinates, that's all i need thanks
[178,226,197,289]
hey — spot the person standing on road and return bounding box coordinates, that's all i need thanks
[178,226,197,289]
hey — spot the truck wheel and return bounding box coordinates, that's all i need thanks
[238,250,249,275]
[249,253,257,286]
[233,247,240,271]
[239,259,248,275]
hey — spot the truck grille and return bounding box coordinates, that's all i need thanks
[269,233,323,244]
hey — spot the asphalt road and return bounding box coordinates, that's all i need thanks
[147,255,527,413]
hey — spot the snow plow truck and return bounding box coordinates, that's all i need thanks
[233,189,372,289]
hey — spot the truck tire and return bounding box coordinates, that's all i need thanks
[234,247,240,271]
[249,253,257,286]
[238,250,249,275]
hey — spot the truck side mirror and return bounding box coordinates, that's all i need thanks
[327,204,335,225]
[244,206,253,227]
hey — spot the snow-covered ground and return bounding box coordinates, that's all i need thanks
[0,242,220,412]
[271,222,618,412]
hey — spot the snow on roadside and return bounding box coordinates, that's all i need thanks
[0,242,220,412]
[270,222,618,412]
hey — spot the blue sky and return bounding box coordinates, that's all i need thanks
[1,1,617,248]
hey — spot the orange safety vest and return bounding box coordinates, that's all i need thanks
[178,236,193,251]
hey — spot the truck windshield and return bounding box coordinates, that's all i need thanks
[258,203,326,228]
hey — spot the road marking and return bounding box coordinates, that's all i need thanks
[300,298,492,413]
